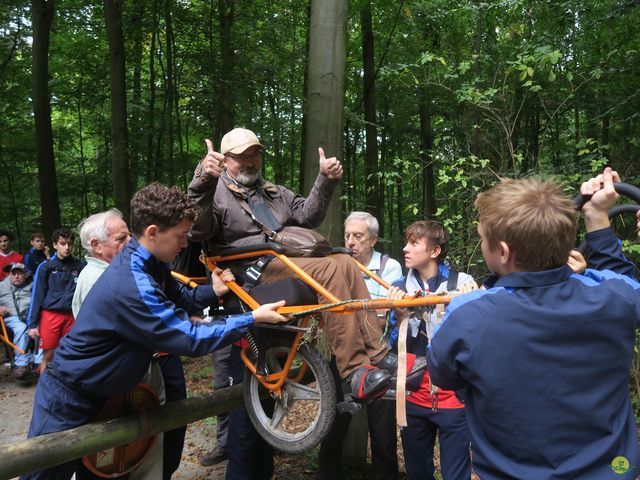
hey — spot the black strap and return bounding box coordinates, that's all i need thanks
[10,286,25,321]
[245,188,283,234]
[243,255,274,288]
[446,270,459,292]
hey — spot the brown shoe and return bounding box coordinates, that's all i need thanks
[199,448,227,466]
[13,366,29,379]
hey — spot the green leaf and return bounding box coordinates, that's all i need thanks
[566,71,573,82]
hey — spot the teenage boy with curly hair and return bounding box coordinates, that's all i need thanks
[22,183,285,480]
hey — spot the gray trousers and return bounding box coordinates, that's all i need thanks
[212,344,233,450]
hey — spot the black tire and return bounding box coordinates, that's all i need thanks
[243,338,336,453]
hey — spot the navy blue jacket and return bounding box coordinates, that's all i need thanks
[51,238,253,398]
[24,247,48,274]
[427,228,640,479]
[27,254,85,328]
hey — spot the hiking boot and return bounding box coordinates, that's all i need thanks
[344,366,392,401]
[13,366,29,379]
[374,352,397,374]
[199,448,228,466]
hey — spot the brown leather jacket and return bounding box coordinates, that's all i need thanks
[187,163,338,254]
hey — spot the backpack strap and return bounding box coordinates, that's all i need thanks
[379,253,390,277]
[446,270,459,292]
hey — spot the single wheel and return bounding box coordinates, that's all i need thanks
[243,338,336,453]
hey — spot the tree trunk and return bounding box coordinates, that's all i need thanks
[215,0,235,141]
[31,0,60,241]
[361,0,381,224]
[418,84,435,218]
[299,1,311,191]
[104,0,130,219]
[145,0,159,182]
[164,0,175,185]
[130,0,145,191]
[471,1,483,157]
[304,0,348,244]
[268,86,284,185]
[601,112,610,161]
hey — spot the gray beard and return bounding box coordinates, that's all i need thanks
[236,171,259,186]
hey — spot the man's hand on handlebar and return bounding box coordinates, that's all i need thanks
[253,300,288,324]
[387,286,409,321]
[580,167,620,233]
[211,267,235,297]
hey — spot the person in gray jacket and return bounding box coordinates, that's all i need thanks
[0,262,38,378]
[188,128,394,400]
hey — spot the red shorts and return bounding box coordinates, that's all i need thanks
[39,309,75,350]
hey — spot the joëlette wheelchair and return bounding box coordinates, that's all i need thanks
[172,243,451,454]
[171,181,640,455]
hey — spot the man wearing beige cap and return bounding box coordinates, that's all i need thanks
[188,128,394,400]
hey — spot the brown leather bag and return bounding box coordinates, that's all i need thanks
[271,226,333,257]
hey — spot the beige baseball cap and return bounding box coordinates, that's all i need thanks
[220,128,264,155]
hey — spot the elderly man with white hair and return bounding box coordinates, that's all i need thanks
[71,208,130,316]
[344,211,402,300]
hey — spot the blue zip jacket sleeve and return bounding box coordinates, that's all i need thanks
[53,238,254,397]
[427,261,640,479]
[585,226,637,278]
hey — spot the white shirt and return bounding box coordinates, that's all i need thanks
[363,250,403,299]
[71,256,109,317]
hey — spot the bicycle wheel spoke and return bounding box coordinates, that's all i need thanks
[269,399,288,429]
[285,381,321,401]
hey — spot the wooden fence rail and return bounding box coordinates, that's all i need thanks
[0,384,245,479]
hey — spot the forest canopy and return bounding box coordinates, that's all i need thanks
[1,0,639,275]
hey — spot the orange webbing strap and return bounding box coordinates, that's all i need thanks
[396,314,409,427]
[0,315,25,354]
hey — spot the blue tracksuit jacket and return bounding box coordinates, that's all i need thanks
[23,238,255,479]
[49,237,254,398]
[27,254,84,328]
[427,227,640,480]
[24,247,48,275]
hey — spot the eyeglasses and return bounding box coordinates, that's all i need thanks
[226,150,263,162]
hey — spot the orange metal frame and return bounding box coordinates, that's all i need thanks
[172,249,451,398]
[0,315,25,355]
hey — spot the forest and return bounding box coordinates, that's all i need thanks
[1,0,640,273]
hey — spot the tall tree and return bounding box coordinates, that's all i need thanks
[104,0,130,218]
[31,0,60,241]
[216,0,235,140]
[304,0,348,243]
[164,0,175,185]
[361,0,382,224]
